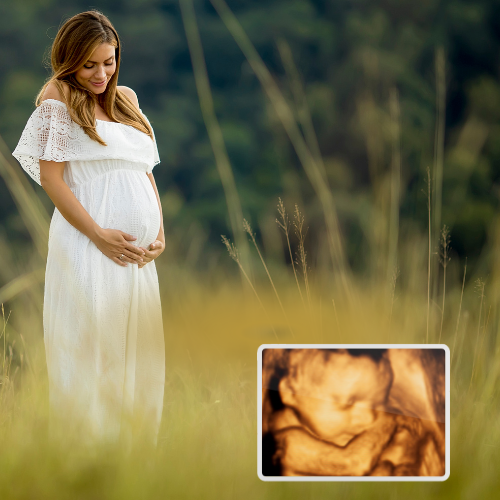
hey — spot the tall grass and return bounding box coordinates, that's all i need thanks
[179,0,251,287]
[209,0,354,307]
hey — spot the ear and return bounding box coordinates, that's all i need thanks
[278,377,297,407]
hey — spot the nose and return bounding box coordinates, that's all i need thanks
[94,66,107,80]
[350,406,376,430]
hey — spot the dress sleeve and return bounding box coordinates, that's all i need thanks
[140,108,160,174]
[12,99,82,186]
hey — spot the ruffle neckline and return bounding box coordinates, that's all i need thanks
[12,97,160,186]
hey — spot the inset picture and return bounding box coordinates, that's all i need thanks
[258,345,449,481]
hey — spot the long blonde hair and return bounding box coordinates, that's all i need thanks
[35,10,153,146]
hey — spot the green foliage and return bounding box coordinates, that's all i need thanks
[1,0,500,279]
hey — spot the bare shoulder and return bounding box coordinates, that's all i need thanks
[118,85,140,111]
[41,80,70,103]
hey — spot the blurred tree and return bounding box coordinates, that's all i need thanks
[0,0,499,278]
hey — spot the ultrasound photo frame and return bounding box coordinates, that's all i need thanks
[257,344,450,482]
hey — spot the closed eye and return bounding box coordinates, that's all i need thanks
[84,62,114,69]
[340,398,356,410]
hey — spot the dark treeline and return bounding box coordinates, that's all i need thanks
[1,0,499,279]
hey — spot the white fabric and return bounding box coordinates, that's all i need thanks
[12,99,165,447]
[12,98,160,185]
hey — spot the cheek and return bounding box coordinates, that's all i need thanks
[297,397,348,437]
[349,406,377,431]
[75,69,93,81]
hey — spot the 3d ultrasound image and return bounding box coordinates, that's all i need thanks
[259,347,447,479]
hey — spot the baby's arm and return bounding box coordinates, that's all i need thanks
[371,426,419,476]
[272,410,397,476]
[370,416,445,476]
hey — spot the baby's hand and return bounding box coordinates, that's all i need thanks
[273,410,397,476]
[372,416,444,476]
[268,407,302,433]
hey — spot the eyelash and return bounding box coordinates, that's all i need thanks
[84,62,114,69]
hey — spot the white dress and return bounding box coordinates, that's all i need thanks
[12,98,165,447]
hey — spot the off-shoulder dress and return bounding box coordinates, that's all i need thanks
[12,98,165,446]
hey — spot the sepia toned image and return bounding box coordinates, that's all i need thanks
[258,345,449,481]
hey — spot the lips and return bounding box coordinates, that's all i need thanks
[90,80,106,86]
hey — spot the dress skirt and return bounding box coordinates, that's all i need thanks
[43,159,165,448]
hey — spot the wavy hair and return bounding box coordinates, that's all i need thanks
[35,10,153,146]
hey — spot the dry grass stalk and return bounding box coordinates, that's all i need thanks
[451,258,467,364]
[0,268,46,305]
[477,304,492,372]
[432,47,447,305]
[387,266,400,332]
[0,303,13,406]
[469,278,486,392]
[293,204,311,312]
[243,219,294,337]
[1,304,7,374]
[179,0,250,287]
[276,197,305,309]
[388,88,401,289]
[0,135,50,258]
[209,0,354,305]
[331,298,341,337]
[275,38,327,180]
[422,165,432,342]
[438,225,451,342]
[221,235,278,340]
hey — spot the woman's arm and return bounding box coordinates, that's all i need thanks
[40,159,100,242]
[39,159,145,267]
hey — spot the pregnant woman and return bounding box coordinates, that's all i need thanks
[12,10,165,449]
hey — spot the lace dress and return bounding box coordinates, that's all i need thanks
[12,98,165,447]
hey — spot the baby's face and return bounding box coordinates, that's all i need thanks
[280,351,392,446]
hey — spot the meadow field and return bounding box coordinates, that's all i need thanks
[1,192,500,498]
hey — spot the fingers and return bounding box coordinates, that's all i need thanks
[149,240,164,251]
[113,251,142,266]
[108,239,163,267]
[124,242,146,257]
[112,256,128,267]
[120,231,137,241]
[122,249,144,263]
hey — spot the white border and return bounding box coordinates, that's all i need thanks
[257,344,450,482]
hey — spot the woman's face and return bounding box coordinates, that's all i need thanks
[75,43,116,95]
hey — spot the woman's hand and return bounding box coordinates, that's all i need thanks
[137,240,165,269]
[93,228,145,267]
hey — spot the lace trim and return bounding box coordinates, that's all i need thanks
[12,99,160,185]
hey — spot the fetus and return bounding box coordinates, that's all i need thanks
[263,349,445,476]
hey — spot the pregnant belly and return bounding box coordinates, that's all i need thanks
[81,169,161,249]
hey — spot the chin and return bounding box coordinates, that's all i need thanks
[308,426,356,447]
[88,85,107,94]
[330,433,357,447]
